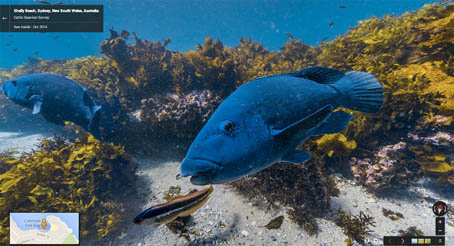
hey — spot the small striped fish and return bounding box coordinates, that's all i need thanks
[133,185,213,225]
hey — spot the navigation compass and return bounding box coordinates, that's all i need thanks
[432,201,448,216]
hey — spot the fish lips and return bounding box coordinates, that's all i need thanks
[180,158,222,185]
[132,214,144,225]
[132,212,156,226]
[1,82,10,97]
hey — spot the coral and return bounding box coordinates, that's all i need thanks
[0,131,137,244]
[334,208,376,243]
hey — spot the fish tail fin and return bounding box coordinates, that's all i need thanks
[332,71,384,113]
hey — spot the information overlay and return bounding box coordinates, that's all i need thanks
[9,212,79,245]
[0,5,103,32]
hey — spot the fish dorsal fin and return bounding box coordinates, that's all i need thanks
[271,105,332,138]
[289,66,345,84]
[29,95,43,114]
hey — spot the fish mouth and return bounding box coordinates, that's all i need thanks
[180,158,223,185]
[1,82,9,97]
[132,215,143,225]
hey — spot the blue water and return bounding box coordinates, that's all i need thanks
[10,213,79,240]
[0,0,436,69]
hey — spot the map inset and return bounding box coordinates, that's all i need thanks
[10,213,79,245]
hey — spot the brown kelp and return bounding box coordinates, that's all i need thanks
[231,158,339,234]
[0,131,137,244]
[334,208,376,244]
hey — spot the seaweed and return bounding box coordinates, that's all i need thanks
[382,208,404,221]
[334,208,376,243]
[0,130,137,244]
[263,215,284,230]
[231,158,339,235]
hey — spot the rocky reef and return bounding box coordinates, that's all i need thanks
[125,90,223,148]
[0,130,137,244]
[0,2,453,243]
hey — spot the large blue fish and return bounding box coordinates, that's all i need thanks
[180,66,383,185]
[2,73,103,139]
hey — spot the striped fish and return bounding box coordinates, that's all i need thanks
[133,185,213,225]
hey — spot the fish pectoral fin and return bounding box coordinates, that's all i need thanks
[32,102,42,114]
[271,105,332,139]
[282,150,311,164]
[29,95,43,114]
[82,90,99,113]
[312,110,354,136]
[289,66,345,84]
[88,105,102,131]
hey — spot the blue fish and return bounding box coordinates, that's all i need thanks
[180,66,383,185]
[2,73,103,139]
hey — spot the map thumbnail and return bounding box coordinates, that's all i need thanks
[10,213,79,245]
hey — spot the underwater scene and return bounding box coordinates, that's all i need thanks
[1,0,454,245]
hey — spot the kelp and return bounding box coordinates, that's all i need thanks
[317,4,454,141]
[0,131,137,244]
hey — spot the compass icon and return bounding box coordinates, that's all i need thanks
[432,201,448,216]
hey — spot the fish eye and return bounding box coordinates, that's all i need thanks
[220,120,236,134]
[12,80,17,86]
[225,122,233,131]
